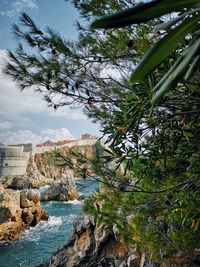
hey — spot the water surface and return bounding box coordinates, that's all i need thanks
[0,179,99,267]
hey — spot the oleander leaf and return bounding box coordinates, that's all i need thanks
[130,15,199,82]
[91,0,200,29]
[151,38,200,105]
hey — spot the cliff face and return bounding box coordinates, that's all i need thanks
[45,212,200,267]
[34,152,66,179]
[48,214,143,267]
[34,144,96,179]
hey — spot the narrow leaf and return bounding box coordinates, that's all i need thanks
[151,39,200,105]
[131,16,199,82]
[92,0,200,29]
[184,55,200,80]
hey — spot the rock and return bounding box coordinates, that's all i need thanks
[78,195,85,201]
[7,175,55,190]
[0,176,14,189]
[0,222,23,241]
[0,184,4,192]
[0,189,21,224]
[41,209,49,221]
[22,208,34,224]
[0,189,23,241]
[48,214,140,267]
[31,207,43,226]
[41,183,78,202]
[0,189,48,241]
[20,189,40,208]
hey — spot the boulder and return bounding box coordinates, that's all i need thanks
[0,176,14,189]
[41,183,78,201]
[0,188,48,241]
[7,175,55,190]
[0,189,21,224]
[20,189,40,208]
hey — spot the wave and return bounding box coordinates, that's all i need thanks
[65,199,83,205]
[19,216,63,242]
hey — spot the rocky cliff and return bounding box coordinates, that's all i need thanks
[41,212,200,267]
[0,186,48,241]
[48,214,144,267]
[34,144,96,180]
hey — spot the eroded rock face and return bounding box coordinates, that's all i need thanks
[0,176,14,189]
[49,214,141,267]
[41,184,78,201]
[41,174,78,201]
[0,188,48,241]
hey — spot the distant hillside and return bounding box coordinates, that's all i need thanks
[0,143,4,146]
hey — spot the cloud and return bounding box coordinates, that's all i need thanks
[0,0,38,17]
[0,121,14,130]
[0,49,86,132]
[0,128,75,145]
[41,128,75,142]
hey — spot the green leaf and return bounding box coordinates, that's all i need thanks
[131,15,199,82]
[181,209,190,226]
[151,38,200,105]
[154,8,200,31]
[194,218,200,232]
[91,0,200,29]
[184,55,200,81]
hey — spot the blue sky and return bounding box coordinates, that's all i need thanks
[0,0,101,145]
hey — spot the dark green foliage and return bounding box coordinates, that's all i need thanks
[92,1,200,105]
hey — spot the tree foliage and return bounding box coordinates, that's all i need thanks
[3,0,200,264]
[92,0,200,104]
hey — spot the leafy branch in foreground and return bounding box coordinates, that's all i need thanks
[92,0,200,104]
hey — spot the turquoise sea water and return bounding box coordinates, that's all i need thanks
[0,179,99,267]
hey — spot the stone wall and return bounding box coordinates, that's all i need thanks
[0,139,99,177]
[0,146,30,176]
[33,139,98,153]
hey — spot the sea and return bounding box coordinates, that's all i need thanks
[0,179,99,267]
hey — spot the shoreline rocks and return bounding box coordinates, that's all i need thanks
[48,214,142,267]
[41,184,78,202]
[41,174,78,202]
[0,188,48,241]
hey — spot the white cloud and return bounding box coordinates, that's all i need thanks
[0,121,13,130]
[0,128,75,145]
[0,0,38,17]
[41,128,75,142]
[13,0,38,10]
[0,49,86,132]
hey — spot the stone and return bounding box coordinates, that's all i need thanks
[22,208,34,225]
[0,188,48,241]
[0,184,4,192]
[20,189,40,208]
[0,189,21,224]
[0,176,14,189]
[41,183,78,201]
[48,214,138,267]
[41,209,49,221]
[0,222,23,241]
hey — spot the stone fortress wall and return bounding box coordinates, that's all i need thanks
[33,139,98,153]
[0,146,31,176]
[0,133,99,177]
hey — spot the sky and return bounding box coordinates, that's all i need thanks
[0,0,101,145]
